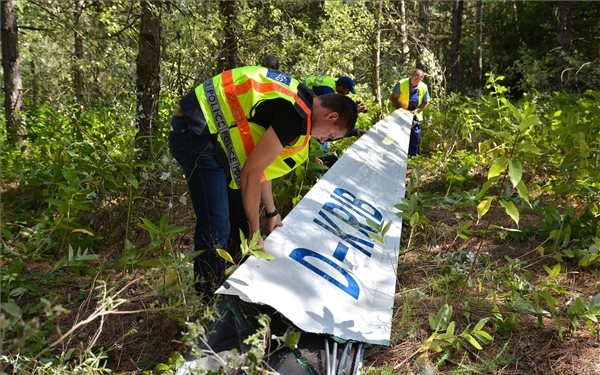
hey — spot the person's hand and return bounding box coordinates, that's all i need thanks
[355,102,368,113]
[265,213,282,234]
[315,157,324,165]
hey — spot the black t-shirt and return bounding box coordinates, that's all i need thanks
[248,98,304,147]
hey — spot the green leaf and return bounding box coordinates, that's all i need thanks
[476,176,499,200]
[578,253,598,267]
[72,228,94,236]
[566,297,586,316]
[519,114,539,132]
[9,287,28,298]
[251,250,275,260]
[409,212,420,227]
[284,330,301,350]
[164,225,187,235]
[1,301,22,318]
[429,304,453,332]
[496,314,517,336]
[216,248,235,264]
[473,317,490,332]
[137,259,162,267]
[499,200,519,226]
[155,363,170,371]
[516,180,531,207]
[46,198,66,207]
[474,329,493,341]
[477,197,493,221]
[382,220,392,235]
[129,178,139,189]
[512,302,537,314]
[462,333,483,350]
[543,263,561,277]
[488,158,508,179]
[504,100,522,123]
[508,160,522,188]
[138,218,159,234]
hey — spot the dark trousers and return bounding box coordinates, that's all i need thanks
[408,121,422,156]
[168,115,248,296]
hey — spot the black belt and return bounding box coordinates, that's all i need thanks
[170,122,189,132]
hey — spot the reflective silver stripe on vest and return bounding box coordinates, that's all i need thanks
[203,78,242,188]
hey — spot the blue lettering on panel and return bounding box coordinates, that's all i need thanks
[289,247,359,299]
[331,188,383,223]
[322,202,376,238]
[331,242,350,262]
[313,210,373,257]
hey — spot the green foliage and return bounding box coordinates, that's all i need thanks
[394,172,431,253]
[53,245,99,273]
[417,304,492,364]
[118,216,186,268]
[395,84,599,372]
[217,230,276,280]
[565,293,600,336]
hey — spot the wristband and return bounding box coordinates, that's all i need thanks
[264,209,279,218]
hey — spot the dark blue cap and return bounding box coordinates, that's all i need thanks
[337,76,356,94]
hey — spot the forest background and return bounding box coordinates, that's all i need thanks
[1,1,600,374]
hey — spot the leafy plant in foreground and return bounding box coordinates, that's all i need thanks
[218,230,275,279]
[400,304,493,370]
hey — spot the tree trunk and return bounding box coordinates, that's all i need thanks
[399,0,410,68]
[134,0,161,160]
[557,1,573,87]
[1,0,26,146]
[372,0,383,117]
[473,0,483,91]
[512,0,521,44]
[73,0,85,104]
[450,0,463,93]
[417,0,429,71]
[218,0,238,71]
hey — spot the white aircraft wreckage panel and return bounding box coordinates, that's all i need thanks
[218,109,413,346]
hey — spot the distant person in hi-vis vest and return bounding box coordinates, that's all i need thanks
[305,74,367,167]
[390,69,430,156]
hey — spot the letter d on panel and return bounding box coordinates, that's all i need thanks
[289,247,360,299]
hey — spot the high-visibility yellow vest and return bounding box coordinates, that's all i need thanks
[398,78,428,121]
[195,66,312,189]
[305,75,336,92]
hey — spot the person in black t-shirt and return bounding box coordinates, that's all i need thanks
[169,67,358,297]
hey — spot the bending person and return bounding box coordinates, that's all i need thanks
[169,66,358,296]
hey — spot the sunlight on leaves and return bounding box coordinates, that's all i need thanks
[487,157,508,179]
[516,180,531,207]
[508,159,522,188]
[476,197,493,222]
[499,200,519,226]
[216,248,234,264]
